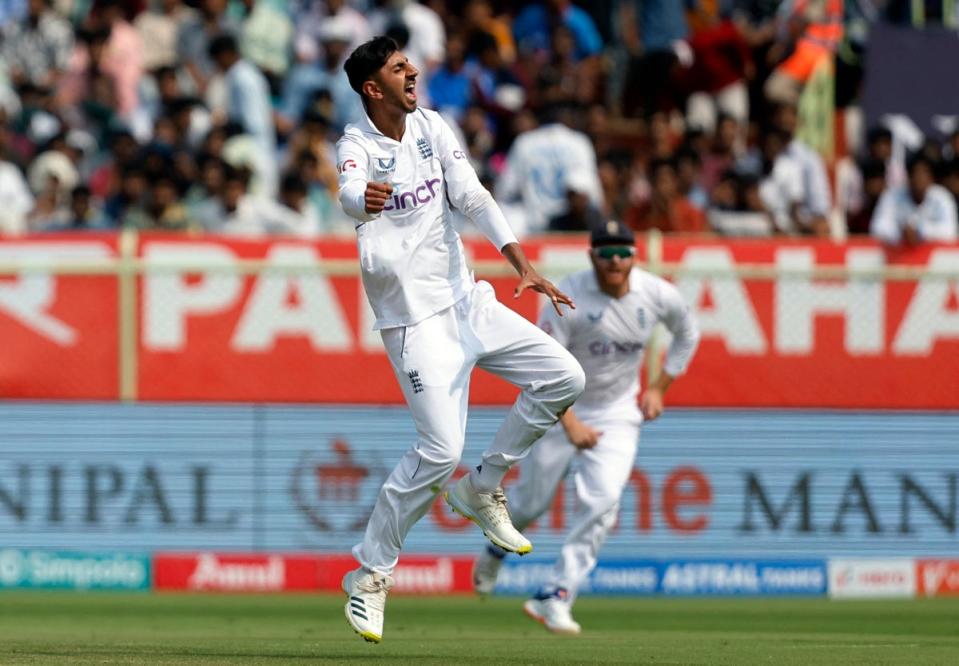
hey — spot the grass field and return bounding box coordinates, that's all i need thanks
[2,592,959,664]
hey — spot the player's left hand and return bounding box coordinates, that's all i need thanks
[640,389,665,421]
[514,269,575,316]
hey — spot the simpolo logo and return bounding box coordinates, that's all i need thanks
[0,550,146,589]
[0,549,24,586]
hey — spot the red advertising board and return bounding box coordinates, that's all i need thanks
[0,234,119,399]
[153,552,473,593]
[656,238,959,408]
[153,553,323,592]
[916,559,959,597]
[1,234,957,408]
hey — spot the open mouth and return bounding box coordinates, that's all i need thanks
[404,80,417,102]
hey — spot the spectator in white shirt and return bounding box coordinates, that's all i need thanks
[369,0,446,106]
[292,0,371,64]
[216,166,316,237]
[758,128,803,235]
[870,154,959,246]
[209,33,278,197]
[773,102,831,237]
[495,104,603,236]
[0,128,34,234]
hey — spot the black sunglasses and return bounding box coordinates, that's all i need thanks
[594,246,635,260]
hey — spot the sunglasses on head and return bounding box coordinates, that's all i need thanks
[594,245,635,260]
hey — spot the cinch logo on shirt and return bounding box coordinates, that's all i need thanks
[589,340,644,356]
[383,177,443,212]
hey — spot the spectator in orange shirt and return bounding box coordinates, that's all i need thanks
[625,158,708,234]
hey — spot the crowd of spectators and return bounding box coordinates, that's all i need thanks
[0,0,957,245]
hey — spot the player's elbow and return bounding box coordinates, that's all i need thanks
[456,188,494,218]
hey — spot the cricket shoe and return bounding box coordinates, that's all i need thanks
[342,568,394,643]
[445,475,532,554]
[523,588,582,636]
[473,545,507,595]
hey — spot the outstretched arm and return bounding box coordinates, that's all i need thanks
[501,242,575,316]
[434,114,575,315]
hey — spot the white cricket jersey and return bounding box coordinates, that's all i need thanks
[539,267,700,423]
[494,123,603,234]
[337,108,517,330]
[870,184,959,244]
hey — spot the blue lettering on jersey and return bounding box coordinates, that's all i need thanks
[588,340,644,356]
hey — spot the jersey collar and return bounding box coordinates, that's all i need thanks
[358,109,410,145]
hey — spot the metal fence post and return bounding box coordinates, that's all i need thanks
[644,230,666,385]
[118,229,138,402]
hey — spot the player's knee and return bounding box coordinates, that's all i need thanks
[412,437,464,482]
[558,358,586,403]
[593,498,621,524]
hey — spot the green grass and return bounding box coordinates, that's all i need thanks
[2,592,959,664]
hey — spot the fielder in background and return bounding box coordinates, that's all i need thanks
[335,36,586,644]
[473,220,701,635]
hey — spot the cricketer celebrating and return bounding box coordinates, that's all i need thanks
[335,36,586,643]
[472,220,700,635]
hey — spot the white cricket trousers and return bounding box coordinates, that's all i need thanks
[354,281,586,574]
[508,418,640,601]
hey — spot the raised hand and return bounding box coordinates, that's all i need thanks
[514,268,575,316]
[364,181,393,214]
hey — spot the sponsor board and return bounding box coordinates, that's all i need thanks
[4,405,959,559]
[315,555,473,594]
[659,560,826,596]
[154,553,475,594]
[494,559,825,596]
[2,234,958,408]
[917,559,959,597]
[0,549,149,590]
[496,559,659,596]
[153,553,321,592]
[828,558,916,598]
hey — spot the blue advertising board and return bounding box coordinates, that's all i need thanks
[494,559,826,596]
[1,404,957,562]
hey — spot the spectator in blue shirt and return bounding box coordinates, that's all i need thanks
[513,0,603,62]
[620,0,697,117]
[428,33,475,122]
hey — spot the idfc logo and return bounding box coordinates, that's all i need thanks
[383,177,442,212]
[828,559,916,598]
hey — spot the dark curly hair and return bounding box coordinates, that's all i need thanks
[343,36,400,98]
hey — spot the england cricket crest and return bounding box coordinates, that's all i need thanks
[290,438,388,539]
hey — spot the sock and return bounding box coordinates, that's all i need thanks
[469,462,509,493]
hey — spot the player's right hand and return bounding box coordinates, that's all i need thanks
[364,181,393,214]
[564,419,602,450]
